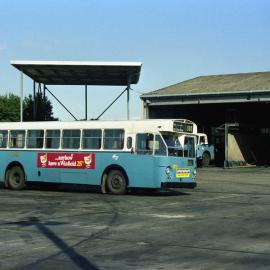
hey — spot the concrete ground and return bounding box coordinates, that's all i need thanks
[1,167,270,270]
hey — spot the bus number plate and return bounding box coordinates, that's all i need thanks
[176,169,190,178]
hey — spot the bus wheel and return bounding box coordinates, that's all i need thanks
[7,166,26,190]
[202,152,210,167]
[106,170,127,195]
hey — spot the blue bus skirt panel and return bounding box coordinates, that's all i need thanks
[0,151,196,189]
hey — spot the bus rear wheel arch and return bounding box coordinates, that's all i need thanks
[102,166,128,195]
[5,163,26,190]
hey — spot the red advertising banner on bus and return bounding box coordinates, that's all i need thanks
[37,153,95,169]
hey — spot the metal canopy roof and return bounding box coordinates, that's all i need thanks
[11,60,142,86]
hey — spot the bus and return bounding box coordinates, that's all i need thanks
[0,119,197,195]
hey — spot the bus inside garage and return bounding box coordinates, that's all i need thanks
[141,71,270,167]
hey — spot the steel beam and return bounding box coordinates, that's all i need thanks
[85,85,88,120]
[33,81,36,120]
[20,71,23,122]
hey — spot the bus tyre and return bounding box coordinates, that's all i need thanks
[106,170,127,195]
[7,166,26,190]
[202,152,210,167]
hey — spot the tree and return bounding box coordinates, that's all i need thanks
[23,92,58,121]
[0,92,58,121]
[0,94,20,121]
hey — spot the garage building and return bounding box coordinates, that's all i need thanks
[141,71,270,167]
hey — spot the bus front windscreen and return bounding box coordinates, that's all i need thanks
[162,133,195,158]
[162,133,183,157]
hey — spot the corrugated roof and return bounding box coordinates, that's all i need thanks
[142,71,270,97]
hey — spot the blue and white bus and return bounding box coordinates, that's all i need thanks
[0,119,197,194]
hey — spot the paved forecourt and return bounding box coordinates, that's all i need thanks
[0,167,270,270]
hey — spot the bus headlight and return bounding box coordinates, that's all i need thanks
[165,166,171,175]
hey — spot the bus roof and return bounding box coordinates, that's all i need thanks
[10,60,142,86]
[0,119,196,134]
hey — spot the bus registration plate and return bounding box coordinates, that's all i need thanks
[176,169,190,178]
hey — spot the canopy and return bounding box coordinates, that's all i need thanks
[11,60,142,85]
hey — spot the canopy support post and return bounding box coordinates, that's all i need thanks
[43,84,46,99]
[33,81,36,120]
[127,81,130,120]
[43,84,46,120]
[20,71,23,122]
[37,83,42,120]
[85,85,88,120]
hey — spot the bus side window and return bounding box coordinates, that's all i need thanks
[200,136,205,144]
[82,129,102,149]
[9,130,25,148]
[62,129,81,149]
[127,137,132,149]
[103,129,124,150]
[27,130,44,148]
[46,130,60,149]
[136,133,154,155]
[0,130,8,148]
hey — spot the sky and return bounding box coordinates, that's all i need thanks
[0,0,270,120]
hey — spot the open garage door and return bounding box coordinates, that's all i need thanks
[219,124,270,167]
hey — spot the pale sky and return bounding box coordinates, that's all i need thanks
[0,0,269,120]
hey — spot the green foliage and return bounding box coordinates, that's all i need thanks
[0,94,20,121]
[0,92,58,122]
[23,92,58,121]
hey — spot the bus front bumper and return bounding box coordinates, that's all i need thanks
[161,182,197,189]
